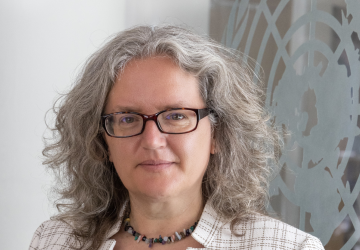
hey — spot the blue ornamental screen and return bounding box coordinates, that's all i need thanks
[218,0,360,249]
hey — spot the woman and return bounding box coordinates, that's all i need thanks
[29,25,324,249]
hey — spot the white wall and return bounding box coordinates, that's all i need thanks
[0,1,209,249]
[0,1,126,249]
[125,0,209,34]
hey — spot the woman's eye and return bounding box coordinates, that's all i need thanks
[121,117,135,123]
[169,113,185,120]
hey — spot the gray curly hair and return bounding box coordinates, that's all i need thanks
[44,25,280,249]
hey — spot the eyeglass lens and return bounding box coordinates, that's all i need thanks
[105,109,198,137]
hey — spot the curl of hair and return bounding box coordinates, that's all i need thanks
[43,25,281,249]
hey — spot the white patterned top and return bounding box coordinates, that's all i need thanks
[29,201,324,250]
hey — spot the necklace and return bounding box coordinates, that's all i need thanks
[123,217,198,248]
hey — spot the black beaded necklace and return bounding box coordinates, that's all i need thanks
[123,217,198,248]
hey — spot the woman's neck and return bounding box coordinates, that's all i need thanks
[126,189,204,238]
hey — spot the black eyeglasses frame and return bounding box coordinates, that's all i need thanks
[101,108,210,138]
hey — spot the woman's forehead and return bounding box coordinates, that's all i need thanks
[118,57,188,82]
[105,57,204,114]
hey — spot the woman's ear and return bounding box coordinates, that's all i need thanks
[210,136,216,154]
[103,133,113,162]
[108,149,113,162]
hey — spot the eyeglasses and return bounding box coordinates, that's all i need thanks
[102,108,210,138]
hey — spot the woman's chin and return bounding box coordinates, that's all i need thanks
[139,181,180,200]
[128,166,182,197]
[128,176,185,201]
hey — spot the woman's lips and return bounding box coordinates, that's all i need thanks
[138,160,174,171]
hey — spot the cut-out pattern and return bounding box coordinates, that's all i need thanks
[222,0,360,249]
[325,215,356,249]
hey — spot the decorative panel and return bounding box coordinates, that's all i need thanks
[215,0,360,248]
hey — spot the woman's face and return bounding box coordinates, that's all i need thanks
[104,56,214,201]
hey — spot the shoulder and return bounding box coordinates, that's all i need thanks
[29,220,80,250]
[234,214,324,249]
[220,214,324,250]
[193,204,324,250]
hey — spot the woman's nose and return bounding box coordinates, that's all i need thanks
[140,120,166,149]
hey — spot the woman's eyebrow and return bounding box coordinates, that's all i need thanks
[112,102,191,113]
[112,106,139,112]
[162,102,189,109]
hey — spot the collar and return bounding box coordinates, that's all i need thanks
[99,200,224,250]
